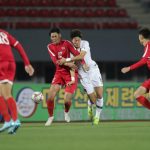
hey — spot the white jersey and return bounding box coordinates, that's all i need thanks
[78,40,96,68]
[71,40,103,94]
[76,40,97,78]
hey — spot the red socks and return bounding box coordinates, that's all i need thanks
[64,101,72,113]
[46,99,54,117]
[0,96,11,122]
[136,96,150,109]
[46,100,72,116]
[6,97,18,121]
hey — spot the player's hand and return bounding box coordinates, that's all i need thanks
[82,64,89,72]
[57,57,66,65]
[25,65,34,76]
[67,80,75,86]
[121,67,130,74]
[65,62,77,69]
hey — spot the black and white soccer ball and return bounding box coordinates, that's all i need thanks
[31,91,44,104]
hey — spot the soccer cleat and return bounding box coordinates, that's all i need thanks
[45,116,54,126]
[0,120,14,133]
[8,119,21,134]
[64,112,70,123]
[92,117,99,125]
[88,105,93,120]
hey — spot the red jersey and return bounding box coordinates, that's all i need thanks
[130,41,150,70]
[47,40,80,73]
[0,29,30,65]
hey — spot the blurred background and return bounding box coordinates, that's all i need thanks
[1,0,150,83]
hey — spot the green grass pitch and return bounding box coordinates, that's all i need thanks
[0,122,150,150]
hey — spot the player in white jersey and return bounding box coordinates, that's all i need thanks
[70,29,104,125]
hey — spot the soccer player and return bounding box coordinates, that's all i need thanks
[0,29,34,134]
[59,29,104,125]
[45,27,85,126]
[121,28,150,109]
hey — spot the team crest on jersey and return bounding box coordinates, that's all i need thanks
[61,47,65,50]
[58,51,62,59]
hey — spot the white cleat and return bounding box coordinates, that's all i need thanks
[64,112,70,123]
[45,116,54,126]
[0,120,14,133]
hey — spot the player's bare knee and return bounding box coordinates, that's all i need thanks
[97,93,103,99]
[134,92,140,99]
[64,93,72,102]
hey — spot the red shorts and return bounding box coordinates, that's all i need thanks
[0,61,16,84]
[141,79,150,92]
[52,71,78,94]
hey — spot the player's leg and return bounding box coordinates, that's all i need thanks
[80,76,96,120]
[87,93,96,120]
[1,82,21,134]
[45,84,60,126]
[89,65,103,125]
[64,72,78,122]
[64,92,73,122]
[134,83,150,109]
[0,83,13,132]
[2,83,18,122]
[0,62,15,132]
[93,86,103,125]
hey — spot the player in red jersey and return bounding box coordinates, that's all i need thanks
[121,28,150,109]
[45,27,86,126]
[0,29,34,134]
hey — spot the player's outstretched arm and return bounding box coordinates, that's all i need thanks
[25,65,34,76]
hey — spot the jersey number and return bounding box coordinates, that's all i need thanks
[0,32,9,45]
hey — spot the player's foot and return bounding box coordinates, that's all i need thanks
[8,119,21,134]
[88,105,93,120]
[0,120,14,133]
[64,112,70,123]
[45,116,54,126]
[92,116,99,125]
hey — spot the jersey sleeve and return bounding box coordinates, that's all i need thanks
[80,41,90,52]
[65,40,80,56]
[130,44,150,70]
[7,33,19,47]
[66,40,85,64]
[8,33,30,66]
[47,45,58,65]
[130,58,147,70]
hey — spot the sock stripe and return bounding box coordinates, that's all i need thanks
[96,105,103,109]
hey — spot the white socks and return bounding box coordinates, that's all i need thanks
[95,98,103,119]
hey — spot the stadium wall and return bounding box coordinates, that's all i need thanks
[8,29,143,62]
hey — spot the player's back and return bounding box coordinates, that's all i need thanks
[0,29,16,62]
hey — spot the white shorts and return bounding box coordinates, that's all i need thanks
[79,64,103,94]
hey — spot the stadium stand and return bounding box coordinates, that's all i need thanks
[0,0,138,29]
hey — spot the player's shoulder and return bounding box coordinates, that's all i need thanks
[47,43,55,48]
[81,40,89,45]
[0,29,9,35]
[63,40,72,45]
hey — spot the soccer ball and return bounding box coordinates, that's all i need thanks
[31,91,44,104]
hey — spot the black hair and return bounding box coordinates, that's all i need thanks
[49,27,61,35]
[139,28,150,39]
[70,29,83,39]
